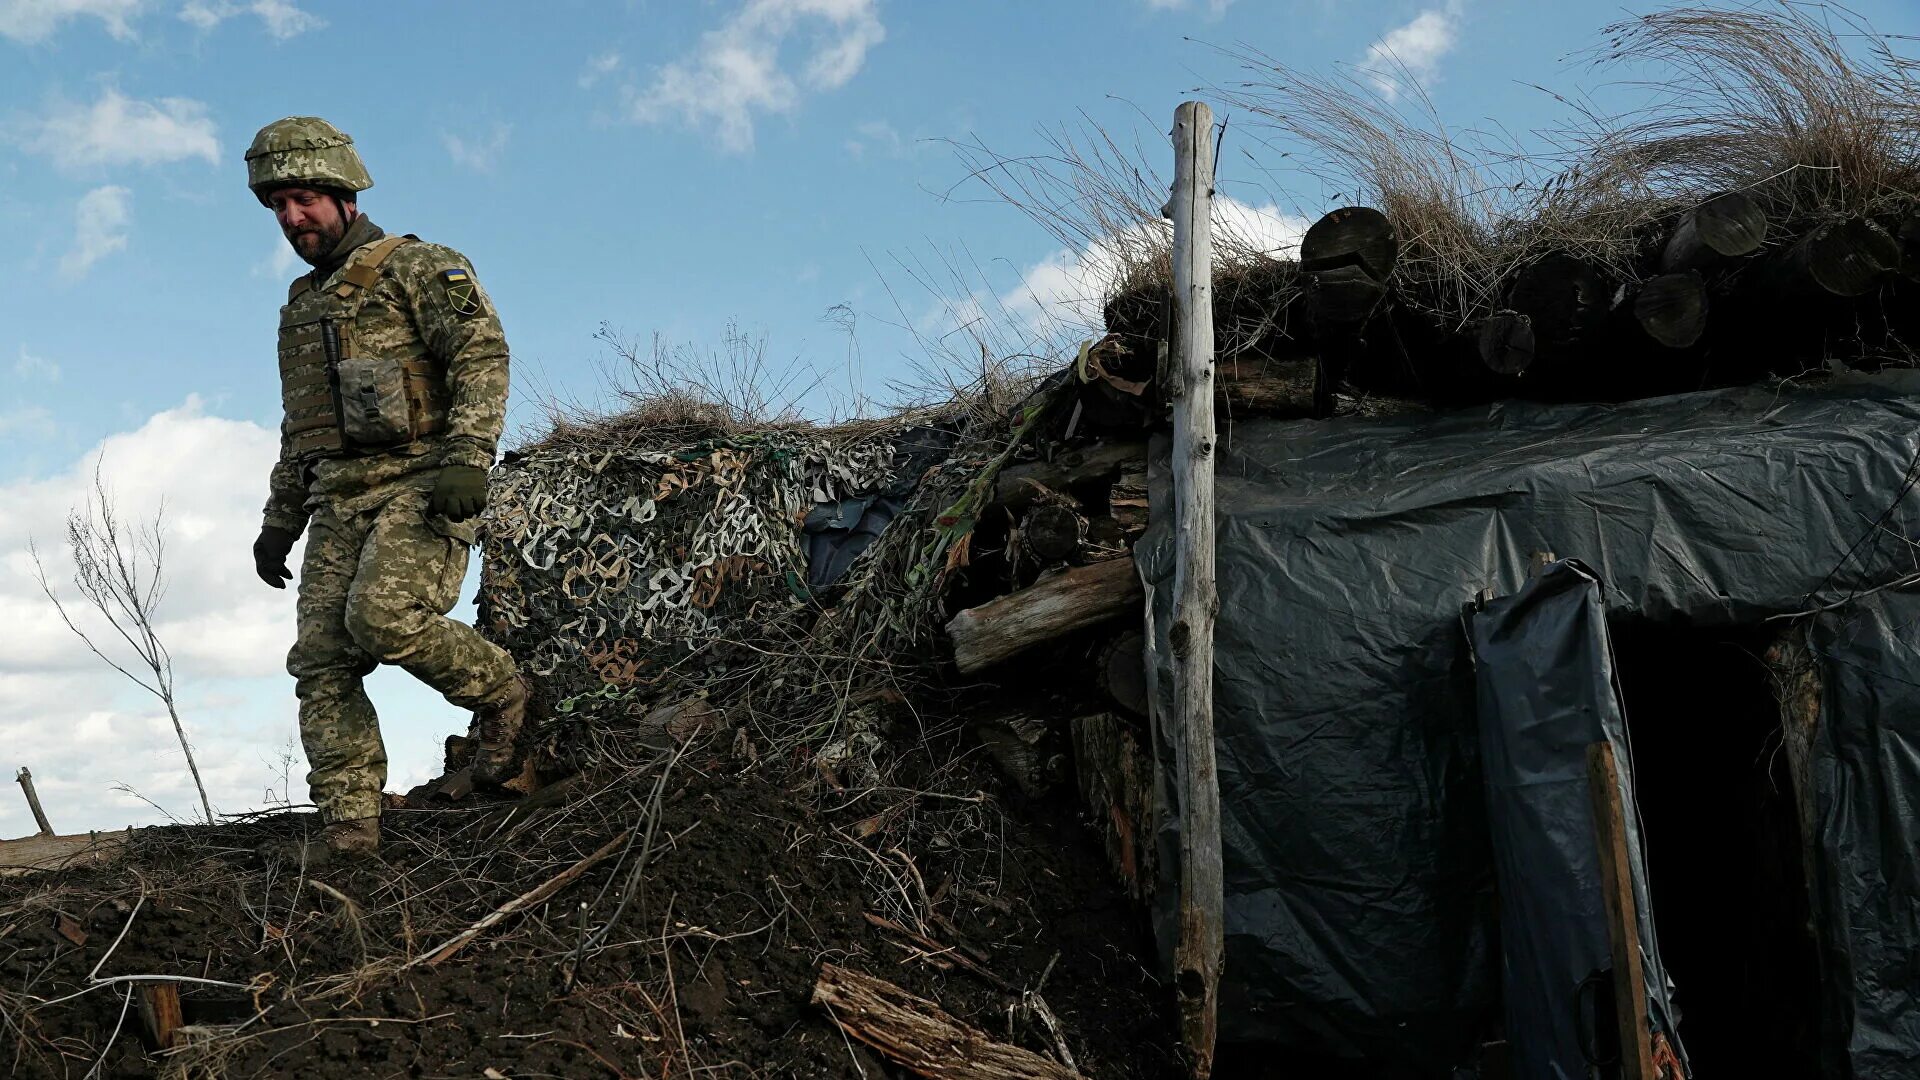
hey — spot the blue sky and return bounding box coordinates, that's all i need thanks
[4,0,1917,834]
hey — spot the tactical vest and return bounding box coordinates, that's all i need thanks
[279,235,452,460]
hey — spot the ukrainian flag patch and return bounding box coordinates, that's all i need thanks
[440,268,482,317]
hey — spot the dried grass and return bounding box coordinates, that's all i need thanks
[940,3,1920,337]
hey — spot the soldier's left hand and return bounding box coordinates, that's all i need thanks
[431,465,489,521]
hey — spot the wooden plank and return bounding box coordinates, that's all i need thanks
[995,442,1146,509]
[945,555,1143,674]
[0,831,127,878]
[1588,741,1655,1080]
[812,964,1083,1079]
[1168,98,1223,1080]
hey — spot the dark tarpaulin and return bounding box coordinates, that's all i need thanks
[803,426,954,587]
[1136,374,1920,1069]
[1809,591,1920,1078]
[1469,560,1684,1078]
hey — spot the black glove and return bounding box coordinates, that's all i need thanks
[430,465,489,521]
[253,526,296,589]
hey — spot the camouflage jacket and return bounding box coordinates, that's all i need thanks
[262,216,509,539]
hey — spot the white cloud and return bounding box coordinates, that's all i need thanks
[579,50,622,89]
[0,406,56,438]
[179,0,321,38]
[623,0,885,153]
[60,185,130,280]
[1143,0,1234,15]
[14,345,60,382]
[1001,197,1310,334]
[0,400,473,836]
[251,234,300,279]
[844,118,906,159]
[1360,2,1463,100]
[443,122,511,173]
[27,88,221,170]
[0,400,287,830]
[0,0,143,44]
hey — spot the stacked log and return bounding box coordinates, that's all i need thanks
[1099,194,1920,409]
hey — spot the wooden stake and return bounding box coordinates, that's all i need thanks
[16,767,53,837]
[1588,742,1655,1080]
[1168,98,1223,1080]
[136,981,183,1050]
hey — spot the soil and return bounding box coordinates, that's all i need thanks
[0,739,1182,1079]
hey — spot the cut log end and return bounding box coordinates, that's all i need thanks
[1510,252,1607,346]
[1478,311,1536,375]
[1634,272,1709,349]
[1299,206,1398,282]
[1807,219,1900,297]
[1662,190,1767,271]
[1305,264,1388,327]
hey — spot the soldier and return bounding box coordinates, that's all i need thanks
[246,116,526,863]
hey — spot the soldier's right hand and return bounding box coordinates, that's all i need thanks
[253,526,297,589]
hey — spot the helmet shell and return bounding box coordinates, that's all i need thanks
[246,117,373,204]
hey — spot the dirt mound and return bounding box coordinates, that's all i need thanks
[0,740,1178,1079]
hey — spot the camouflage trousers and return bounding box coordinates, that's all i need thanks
[289,489,518,822]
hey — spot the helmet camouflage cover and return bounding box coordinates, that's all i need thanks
[246,116,372,204]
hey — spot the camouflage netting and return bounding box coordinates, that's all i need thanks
[475,390,1061,775]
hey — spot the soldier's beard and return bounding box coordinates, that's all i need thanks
[288,219,347,266]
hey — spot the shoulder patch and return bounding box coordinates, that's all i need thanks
[439,267,483,317]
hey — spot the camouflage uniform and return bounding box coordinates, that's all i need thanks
[263,218,521,823]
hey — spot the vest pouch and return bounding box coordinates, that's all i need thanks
[335,354,415,447]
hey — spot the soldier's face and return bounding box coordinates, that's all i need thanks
[268,188,354,265]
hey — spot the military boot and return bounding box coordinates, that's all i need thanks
[471,676,530,787]
[273,817,379,866]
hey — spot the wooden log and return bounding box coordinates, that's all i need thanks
[1510,252,1608,346]
[812,964,1083,1079]
[1477,310,1536,375]
[1299,206,1397,281]
[1097,629,1149,718]
[1109,469,1149,537]
[1633,271,1709,349]
[1304,263,1387,326]
[1168,99,1223,1080]
[1768,219,1900,298]
[1071,711,1156,899]
[1588,742,1655,1080]
[0,830,126,877]
[1215,354,1316,417]
[996,442,1145,509]
[946,555,1144,674]
[1895,217,1920,280]
[1021,504,1088,565]
[1661,191,1767,272]
[15,767,53,837]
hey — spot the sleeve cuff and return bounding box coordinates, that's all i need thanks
[439,438,496,472]
[262,510,309,538]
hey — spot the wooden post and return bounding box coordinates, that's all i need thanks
[16,768,53,837]
[1168,99,1223,1080]
[1588,742,1655,1080]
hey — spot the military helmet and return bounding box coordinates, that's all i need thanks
[245,116,372,205]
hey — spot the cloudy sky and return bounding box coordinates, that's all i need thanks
[4,0,1917,836]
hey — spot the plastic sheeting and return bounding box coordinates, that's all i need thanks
[1809,591,1920,1078]
[1137,374,1920,1069]
[1470,560,1684,1078]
